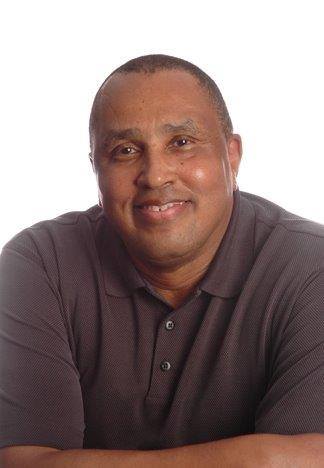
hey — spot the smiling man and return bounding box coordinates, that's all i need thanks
[90,66,241,310]
[1,54,324,467]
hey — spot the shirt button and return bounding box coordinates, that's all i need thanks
[160,361,171,371]
[165,320,175,330]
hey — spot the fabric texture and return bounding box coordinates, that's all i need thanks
[0,189,323,450]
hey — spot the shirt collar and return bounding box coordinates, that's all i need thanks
[97,189,256,298]
[199,189,256,298]
[96,218,146,297]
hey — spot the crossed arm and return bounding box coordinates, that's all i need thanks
[1,242,324,467]
[2,433,324,467]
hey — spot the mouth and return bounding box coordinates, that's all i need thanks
[134,200,192,222]
[137,200,188,211]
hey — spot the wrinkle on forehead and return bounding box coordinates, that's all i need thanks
[101,119,204,146]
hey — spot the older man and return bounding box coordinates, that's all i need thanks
[1,54,323,467]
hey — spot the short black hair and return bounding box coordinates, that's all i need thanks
[89,54,233,144]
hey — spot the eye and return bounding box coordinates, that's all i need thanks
[120,146,136,154]
[113,145,138,158]
[173,137,190,147]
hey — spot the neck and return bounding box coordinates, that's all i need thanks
[128,232,224,309]
[133,253,210,291]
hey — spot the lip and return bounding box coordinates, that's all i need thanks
[134,198,190,208]
[134,200,192,223]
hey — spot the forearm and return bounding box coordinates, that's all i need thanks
[26,433,324,468]
[8,436,266,468]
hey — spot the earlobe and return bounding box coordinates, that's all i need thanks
[232,169,238,191]
[89,153,95,172]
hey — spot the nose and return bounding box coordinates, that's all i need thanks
[135,148,177,190]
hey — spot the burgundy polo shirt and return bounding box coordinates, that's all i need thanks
[0,189,324,450]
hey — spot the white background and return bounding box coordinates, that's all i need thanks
[1,0,323,248]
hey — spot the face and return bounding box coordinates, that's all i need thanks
[90,70,242,268]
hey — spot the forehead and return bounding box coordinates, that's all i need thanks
[93,70,219,133]
[100,69,208,105]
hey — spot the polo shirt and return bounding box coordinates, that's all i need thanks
[0,189,324,451]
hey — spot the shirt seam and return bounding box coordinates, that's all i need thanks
[255,215,324,240]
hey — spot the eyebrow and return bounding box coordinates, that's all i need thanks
[103,119,201,144]
[103,128,142,144]
[160,119,200,135]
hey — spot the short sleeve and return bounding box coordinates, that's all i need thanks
[0,234,85,449]
[255,269,324,434]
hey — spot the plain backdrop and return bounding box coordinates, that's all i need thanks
[1,0,323,248]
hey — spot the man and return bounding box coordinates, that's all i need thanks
[0,54,323,467]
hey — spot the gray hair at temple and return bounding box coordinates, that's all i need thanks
[89,54,233,146]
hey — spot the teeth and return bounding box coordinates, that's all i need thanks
[142,201,186,212]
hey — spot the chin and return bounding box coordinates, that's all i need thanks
[133,239,195,267]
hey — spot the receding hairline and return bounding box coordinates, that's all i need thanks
[89,54,233,145]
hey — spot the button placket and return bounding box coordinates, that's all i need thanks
[145,292,206,399]
[159,320,175,372]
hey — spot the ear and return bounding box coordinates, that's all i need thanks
[227,133,243,175]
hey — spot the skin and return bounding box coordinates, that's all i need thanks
[90,70,242,308]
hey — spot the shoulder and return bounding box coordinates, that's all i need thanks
[240,190,324,271]
[2,205,103,251]
[1,205,106,277]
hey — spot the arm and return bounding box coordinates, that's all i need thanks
[2,433,324,468]
[254,268,324,438]
[1,238,323,466]
[0,235,85,449]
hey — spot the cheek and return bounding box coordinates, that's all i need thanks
[191,167,206,182]
[97,171,130,203]
[99,175,132,228]
[186,159,226,193]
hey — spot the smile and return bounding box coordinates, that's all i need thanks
[134,200,191,222]
[140,201,187,212]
